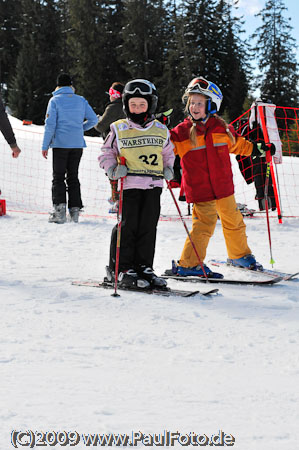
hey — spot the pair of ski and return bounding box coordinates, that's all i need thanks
[72,263,298,298]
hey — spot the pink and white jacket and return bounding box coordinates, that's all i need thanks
[98,117,175,190]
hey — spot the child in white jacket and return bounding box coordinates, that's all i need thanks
[99,79,175,289]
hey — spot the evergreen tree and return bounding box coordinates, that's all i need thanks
[181,0,218,81]
[251,0,298,107]
[8,0,62,124]
[242,94,255,114]
[159,0,222,124]
[56,0,73,71]
[215,0,250,120]
[284,120,299,156]
[8,0,43,121]
[172,0,249,120]
[159,0,188,125]
[118,0,168,84]
[0,0,22,98]
[105,0,128,86]
[36,0,64,116]
[67,0,127,115]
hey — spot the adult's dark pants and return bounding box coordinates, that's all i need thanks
[52,148,83,208]
[109,187,162,273]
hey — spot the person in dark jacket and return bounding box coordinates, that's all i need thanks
[42,73,98,224]
[0,96,21,158]
[236,117,277,211]
[94,82,125,213]
[94,82,125,139]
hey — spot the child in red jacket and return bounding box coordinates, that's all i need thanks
[170,77,274,277]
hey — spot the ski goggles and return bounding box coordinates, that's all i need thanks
[108,87,122,99]
[125,79,156,95]
[186,77,210,93]
[186,77,223,101]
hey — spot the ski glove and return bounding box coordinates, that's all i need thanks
[252,141,276,158]
[163,166,174,181]
[107,164,128,180]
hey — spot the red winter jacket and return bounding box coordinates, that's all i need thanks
[170,116,253,203]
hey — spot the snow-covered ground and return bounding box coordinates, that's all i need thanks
[1,209,299,449]
[1,116,299,449]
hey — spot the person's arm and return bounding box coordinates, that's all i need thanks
[83,100,98,131]
[230,135,253,157]
[162,131,175,180]
[0,97,21,158]
[94,103,115,135]
[162,132,175,166]
[227,125,253,157]
[98,126,120,173]
[169,128,180,156]
[42,99,57,153]
[229,132,275,158]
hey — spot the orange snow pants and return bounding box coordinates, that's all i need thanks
[179,194,252,267]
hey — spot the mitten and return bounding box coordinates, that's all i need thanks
[163,166,174,181]
[107,164,128,180]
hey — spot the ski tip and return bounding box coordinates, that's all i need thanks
[201,288,219,296]
[266,276,284,284]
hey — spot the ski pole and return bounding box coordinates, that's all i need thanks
[257,105,277,266]
[166,180,208,280]
[263,155,275,266]
[112,157,126,297]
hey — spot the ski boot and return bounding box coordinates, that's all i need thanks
[237,203,255,217]
[69,207,80,223]
[172,260,223,279]
[227,254,263,271]
[105,266,150,289]
[138,266,167,288]
[48,203,66,224]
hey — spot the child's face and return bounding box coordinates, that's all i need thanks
[189,94,207,120]
[128,97,148,114]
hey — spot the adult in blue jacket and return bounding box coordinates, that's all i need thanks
[42,73,98,223]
